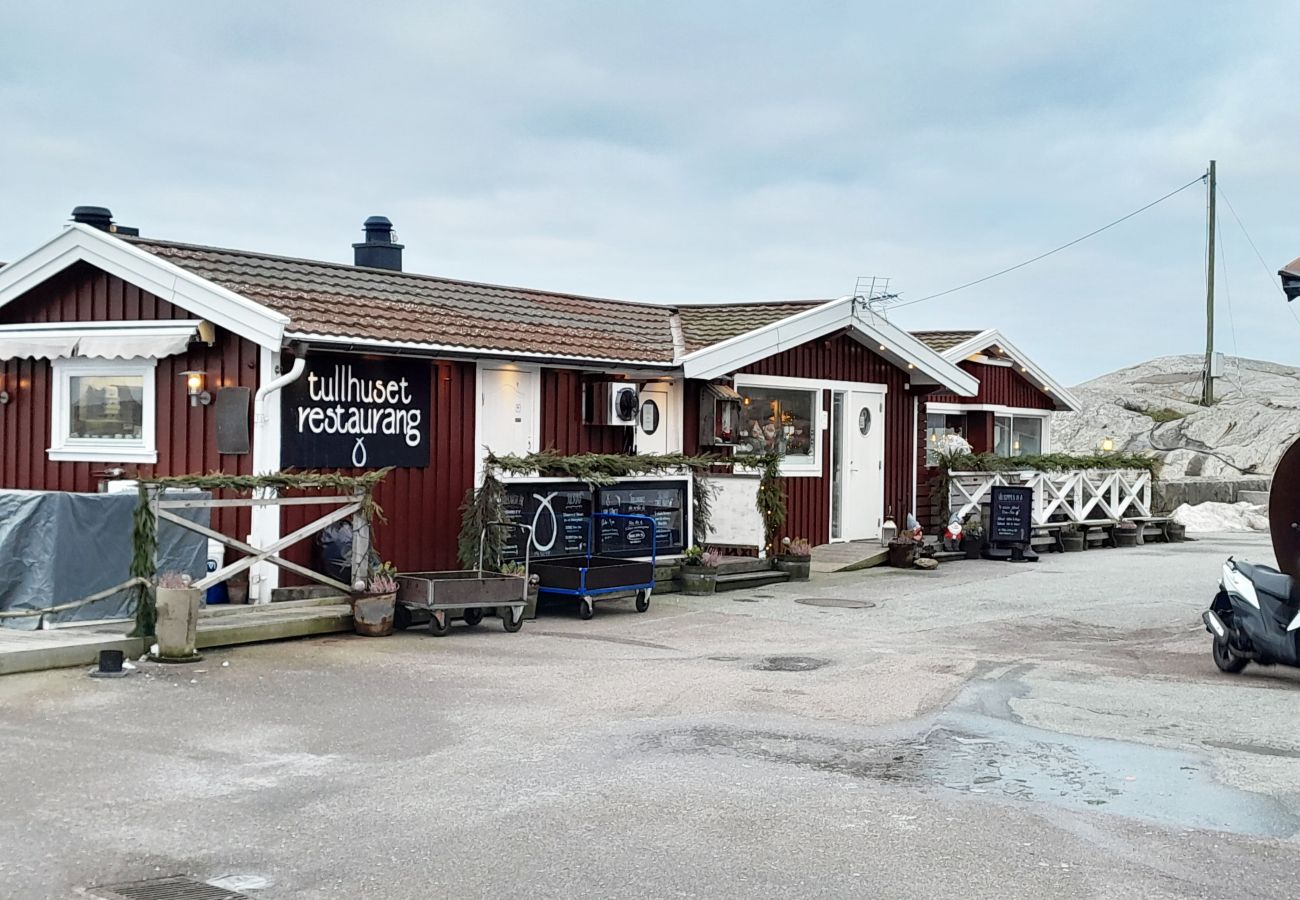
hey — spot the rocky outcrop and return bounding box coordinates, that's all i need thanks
[1052,354,1300,479]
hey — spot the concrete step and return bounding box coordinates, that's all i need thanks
[714,571,790,592]
[1239,490,1270,507]
[715,557,773,575]
[200,595,350,618]
[196,603,353,648]
[0,628,144,677]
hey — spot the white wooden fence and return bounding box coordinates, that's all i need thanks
[948,469,1152,527]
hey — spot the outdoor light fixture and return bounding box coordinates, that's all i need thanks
[1101,437,1115,452]
[182,370,212,407]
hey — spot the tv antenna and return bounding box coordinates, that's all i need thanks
[851,276,901,318]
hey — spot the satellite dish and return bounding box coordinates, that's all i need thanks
[1270,436,1300,579]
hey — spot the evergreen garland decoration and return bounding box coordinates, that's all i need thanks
[129,469,393,636]
[458,450,784,568]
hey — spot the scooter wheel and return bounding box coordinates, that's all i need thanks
[1212,638,1248,674]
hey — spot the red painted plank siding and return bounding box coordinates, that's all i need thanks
[279,359,476,574]
[0,263,260,539]
[928,360,1055,410]
[539,368,632,455]
[737,334,919,548]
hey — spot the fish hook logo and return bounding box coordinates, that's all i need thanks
[531,492,559,552]
[351,437,368,468]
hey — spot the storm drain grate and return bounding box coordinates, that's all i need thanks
[795,597,876,609]
[90,875,252,900]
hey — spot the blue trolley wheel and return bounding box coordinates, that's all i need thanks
[635,590,650,613]
[578,597,595,620]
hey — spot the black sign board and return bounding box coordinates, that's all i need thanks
[989,486,1033,544]
[281,354,430,468]
[500,481,593,560]
[597,480,687,558]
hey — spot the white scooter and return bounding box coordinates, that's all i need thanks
[1203,557,1300,673]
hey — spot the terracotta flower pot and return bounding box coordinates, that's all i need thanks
[351,591,396,636]
[154,586,202,661]
[678,567,717,595]
[773,557,811,581]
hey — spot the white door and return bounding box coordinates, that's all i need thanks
[478,366,537,460]
[635,384,670,455]
[841,389,884,540]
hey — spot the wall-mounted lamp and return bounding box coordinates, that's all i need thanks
[1101,437,1115,453]
[182,370,212,407]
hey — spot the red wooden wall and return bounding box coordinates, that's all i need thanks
[279,359,477,574]
[538,368,633,454]
[928,360,1055,410]
[0,263,260,538]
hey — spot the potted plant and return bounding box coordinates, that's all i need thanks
[678,546,721,595]
[351,562,399,636]
[960,514,985,560]
[1060,525,1085,553]
[226,564,249,605]
[774,537,813,581]
[887,536,917,568]
[153,571,202,662]
[1113,520,1140,548]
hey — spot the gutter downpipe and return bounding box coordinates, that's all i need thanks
[248,347,307,602]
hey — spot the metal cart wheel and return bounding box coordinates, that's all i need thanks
[462,607,484,628]
[578,597,595,620]
[502,607,524,633]
[393,604,413,631]
[635,590,650,613]
[429,611,451,637]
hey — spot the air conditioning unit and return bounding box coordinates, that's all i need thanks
[585,382,640,426]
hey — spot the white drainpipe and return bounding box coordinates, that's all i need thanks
[248,349,307,602]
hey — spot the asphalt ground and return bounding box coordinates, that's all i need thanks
[2,531,1297,899]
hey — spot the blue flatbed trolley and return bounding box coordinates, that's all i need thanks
[531,513,657,620]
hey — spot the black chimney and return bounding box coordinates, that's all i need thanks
[71,206,114,231]
[69,206,140,236]
[352,216,404,271]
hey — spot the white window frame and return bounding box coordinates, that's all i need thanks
[49,357,158,463]
[733,371,832,478]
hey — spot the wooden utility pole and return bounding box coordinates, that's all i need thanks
[1202,159,1217,407]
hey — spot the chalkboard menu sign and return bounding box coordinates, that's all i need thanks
[281,353,430,468]
[499,478,689,560]
[990,486,1033,543]
[500,481,593,560]
[597,480,687,558]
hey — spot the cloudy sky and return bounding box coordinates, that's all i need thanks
[2,2,1296,383]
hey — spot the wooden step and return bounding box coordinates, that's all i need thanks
[200,595,350,618]
[196,603,352,648]
[713,570,790,592]
[714,557,774,575]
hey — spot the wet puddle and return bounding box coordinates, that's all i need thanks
[644,673,1300,838]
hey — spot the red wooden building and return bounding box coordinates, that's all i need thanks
[0,208,984,599]
[911,329,1082,528]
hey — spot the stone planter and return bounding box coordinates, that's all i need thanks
[154,586,202,662]
[773,556,811,581]
[1061,531,1085,552]
[962,536,985,560]
[888,541,917,568]
[1113,527,1139,548]
[351,591,396,636]
[678,567,717,596]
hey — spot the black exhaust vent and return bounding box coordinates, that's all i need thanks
[352,215,404,271]
[70,206,140,236]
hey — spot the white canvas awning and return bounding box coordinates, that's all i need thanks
[0,320,200,360]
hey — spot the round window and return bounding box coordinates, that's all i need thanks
[639,399,660,435]
[858,407,872,436]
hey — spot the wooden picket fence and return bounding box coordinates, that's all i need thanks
[948,469,1153,527]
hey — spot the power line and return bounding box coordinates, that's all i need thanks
[1217,183,1300,331]
[892,174,1206,310]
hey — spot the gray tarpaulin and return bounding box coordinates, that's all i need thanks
[0,489,211,630]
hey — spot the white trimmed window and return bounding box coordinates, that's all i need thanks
[733,376,821,475]
[49,358,158,463]
[994,414,1048,457]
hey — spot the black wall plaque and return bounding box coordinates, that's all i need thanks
[989,486,1033,544]
[281,354,431,468]
[215,387,250,455]
[596,480,687,558]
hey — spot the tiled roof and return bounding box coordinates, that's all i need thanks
[676,300,827,353]
[910,330,985,353]
[127,237,679,363]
